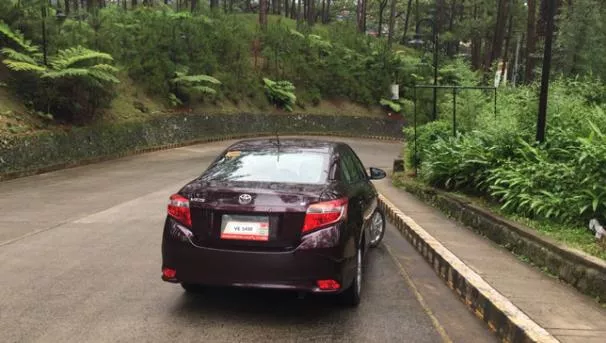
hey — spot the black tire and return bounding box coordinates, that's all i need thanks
[338,245,362,307]
[368,210,386,248]
[181,283,204,293]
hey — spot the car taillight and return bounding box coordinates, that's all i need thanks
[167,194,191,227]
[302,198,348,234]
[316,279,341,290]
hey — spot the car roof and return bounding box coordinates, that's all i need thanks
[226,138,345,153]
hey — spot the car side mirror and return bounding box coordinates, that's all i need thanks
[369,167,386,180]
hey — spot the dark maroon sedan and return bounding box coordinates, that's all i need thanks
[161,138,386,306]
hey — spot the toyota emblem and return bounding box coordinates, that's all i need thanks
[238,194,252,205]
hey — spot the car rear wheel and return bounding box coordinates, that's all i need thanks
[338,245,362,307]
[368,210,385,248]
[181,283,204,293]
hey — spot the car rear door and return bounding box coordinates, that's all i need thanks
[346,146,378,222]
[337,146,371,241]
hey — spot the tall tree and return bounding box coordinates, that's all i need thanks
[387,0,397,45]
[357,0,367,33]
[259,0,268,30]
[377,0,389,37]
[324,0,331,23]
[486,0,511,69]
[525,0,538,82]
[446,0,458,57]
[403,0,413,41]
[308,0,315,25]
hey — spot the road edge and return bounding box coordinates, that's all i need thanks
[0,133,400,183]
[378,194,560,343]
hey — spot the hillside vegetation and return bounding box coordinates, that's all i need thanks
[0,5,434,136]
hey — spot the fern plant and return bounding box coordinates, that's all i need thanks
[168,66,221,106]
[263,78,296,112]
[0,21,119,122]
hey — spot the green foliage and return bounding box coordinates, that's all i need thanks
[169,66,221,106]
[403,120,451,169]
[416,78,606,226]
[380,98,402,112]
[555,0,606,80]
[0,21,118,122]
[422,133,499,191]
[263,78,296,112]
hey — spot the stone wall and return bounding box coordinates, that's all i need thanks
[0,113,404,180]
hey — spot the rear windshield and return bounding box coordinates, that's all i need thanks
[201,149,330,184]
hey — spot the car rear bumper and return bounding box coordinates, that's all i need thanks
[161,220,356,293]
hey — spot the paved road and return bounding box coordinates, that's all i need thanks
[0,137,495,342]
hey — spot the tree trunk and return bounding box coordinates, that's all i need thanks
[64,0,70,15]
[191,0,197,12]
[321,0,326,23]
[387,0,396,45]
[131,0,137,8]
[284,0,289,17]
[377,0,387,37]
[296,0,302,24]
[403,0,413,41]
[471,4,482,69]
[259,0,268,30]
[447,0,457,57]
[525,0,537,82]
[357,0,367,33]
[291,0,296,18]
[499,12,514,85]
[357,0,364,32]
[325,0,330,23]
[435,0,446,33]
[362,0,367,32]
[308,0,315,26]
[485,0,510,70]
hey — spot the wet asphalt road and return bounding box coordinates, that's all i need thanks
[0,137,495,342]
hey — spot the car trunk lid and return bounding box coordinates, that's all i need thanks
[186,182,326,251]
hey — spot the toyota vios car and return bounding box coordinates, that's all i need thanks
[161,138,386,306]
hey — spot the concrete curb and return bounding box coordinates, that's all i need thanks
[0,132,401,182]
[398,181,606,303]
[378,194,560,343]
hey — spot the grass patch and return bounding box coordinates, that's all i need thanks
[393,173,606,261]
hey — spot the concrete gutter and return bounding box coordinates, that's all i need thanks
[378,194,559,343]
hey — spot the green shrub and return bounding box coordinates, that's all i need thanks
[0,22,118,122]
[422,132,501,191]
[415,78,606,225]
[403,120,451,170]
[263,78,296,111]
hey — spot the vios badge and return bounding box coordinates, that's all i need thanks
[238,194,253,205]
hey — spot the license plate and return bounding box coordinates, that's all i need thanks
[220,215,270,241]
